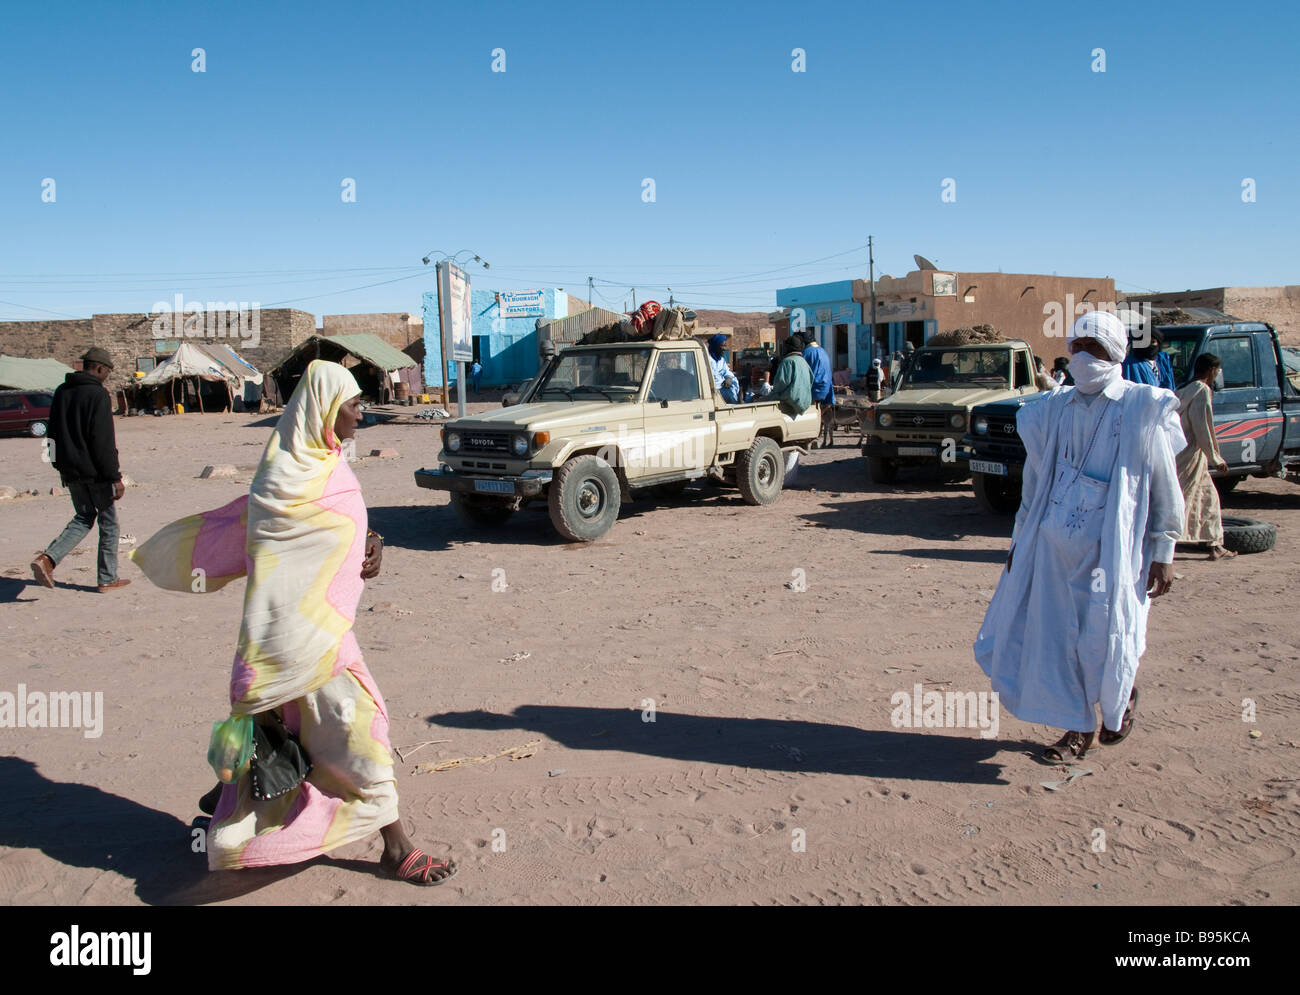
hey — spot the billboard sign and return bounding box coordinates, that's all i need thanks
[439,262,474,363]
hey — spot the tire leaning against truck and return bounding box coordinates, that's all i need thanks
[548,454,622,542]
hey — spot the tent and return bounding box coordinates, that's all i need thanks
[134,341,266,412]
[270,334,420,403]
[0,355,75,391]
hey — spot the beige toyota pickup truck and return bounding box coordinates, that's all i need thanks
[861,339,1040,484]
[415,338,820,540]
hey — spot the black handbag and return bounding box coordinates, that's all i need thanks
[249,712,311,801]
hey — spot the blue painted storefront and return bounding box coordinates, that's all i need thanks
[775,281,864,373]
[423,287,568,390]
[777,280,937,372]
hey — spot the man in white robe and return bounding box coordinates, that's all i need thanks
[974,311,1185,761]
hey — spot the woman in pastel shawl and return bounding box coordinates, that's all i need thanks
[132,360,455,885]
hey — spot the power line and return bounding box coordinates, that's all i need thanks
[0,299,84,319]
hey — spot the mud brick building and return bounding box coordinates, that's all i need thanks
[778,271,1119,374]
[0,309,315,389]
[1124,286,1300,346]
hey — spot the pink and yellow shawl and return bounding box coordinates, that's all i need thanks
[131,361,398,869]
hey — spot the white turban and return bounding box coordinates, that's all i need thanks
[1068,310,1128,364]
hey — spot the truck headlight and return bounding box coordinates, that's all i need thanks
[511,433,529,457]
[950,413,966,429]
[973,416,989,435]
[877,411,893,428]
[446,430,462,452]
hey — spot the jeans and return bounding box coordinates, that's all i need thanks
[45,481,119,586]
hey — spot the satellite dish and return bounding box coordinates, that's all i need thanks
[914,254,938,271]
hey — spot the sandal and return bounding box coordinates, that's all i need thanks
[1209,546,1237,560]
[1043,729,1094,763]
[1099,688,1139,746]
[389,848,458,886]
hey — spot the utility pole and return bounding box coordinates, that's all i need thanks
[868,235,878,360]
[588,276,593,308]
[632,287,637,311]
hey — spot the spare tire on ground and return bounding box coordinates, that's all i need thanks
[1220,516,1277,554]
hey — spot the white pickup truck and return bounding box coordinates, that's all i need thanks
[415,337,821,540]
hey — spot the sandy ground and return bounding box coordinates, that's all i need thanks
[1,406,1297,906]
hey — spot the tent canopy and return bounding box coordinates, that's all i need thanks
[138,341,263,387]
[287,334,419,372]
[0,354,76,391]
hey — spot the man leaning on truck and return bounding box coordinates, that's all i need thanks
[769,335,812,417]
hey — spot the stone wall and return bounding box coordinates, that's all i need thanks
[0,309,315,389]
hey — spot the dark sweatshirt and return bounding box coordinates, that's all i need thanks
[48,371,121,485]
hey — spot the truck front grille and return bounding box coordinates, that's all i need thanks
[976,415,1025,459]
[888,410,947,429]
[460,430,512,454]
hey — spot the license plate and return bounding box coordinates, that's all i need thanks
[970,460,1007,476]
[473,479,515,494]
[898,446,936,456]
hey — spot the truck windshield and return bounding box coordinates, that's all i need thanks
[535,347,651,402]
[1160,331,1201,386]
[904,349,1011,389]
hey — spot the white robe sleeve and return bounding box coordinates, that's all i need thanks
[1146,401,1186,564]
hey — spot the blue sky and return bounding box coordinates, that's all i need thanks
[1,0,1296,322]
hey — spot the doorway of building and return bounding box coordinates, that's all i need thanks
[833,324,849,370]
[906,321,926,349]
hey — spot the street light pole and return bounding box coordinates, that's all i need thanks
[868,235,878,360]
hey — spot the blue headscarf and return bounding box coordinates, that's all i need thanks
[708,334,727,360]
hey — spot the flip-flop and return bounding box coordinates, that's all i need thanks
[1099,688,1139,746]
[390,848,458,886]
[1043,729,1094,763]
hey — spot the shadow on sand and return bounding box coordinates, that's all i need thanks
[0,757,358,905]
[428,705,1018,785]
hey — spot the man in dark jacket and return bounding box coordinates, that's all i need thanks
[31,348,130,592]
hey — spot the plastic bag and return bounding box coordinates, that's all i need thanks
[207,714,254,784]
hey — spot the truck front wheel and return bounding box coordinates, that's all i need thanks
[737,437,784,505]
[972,472,1021,515]
[866,455,898,484]
[549,455,621,541]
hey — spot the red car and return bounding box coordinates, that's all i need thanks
[0,390,54,437]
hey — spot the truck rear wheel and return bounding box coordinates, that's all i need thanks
[737,437,784,505]
[866,455,898,484]
[972,472,1021,515]
[549,455,621,541]
[450,492,516,528]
